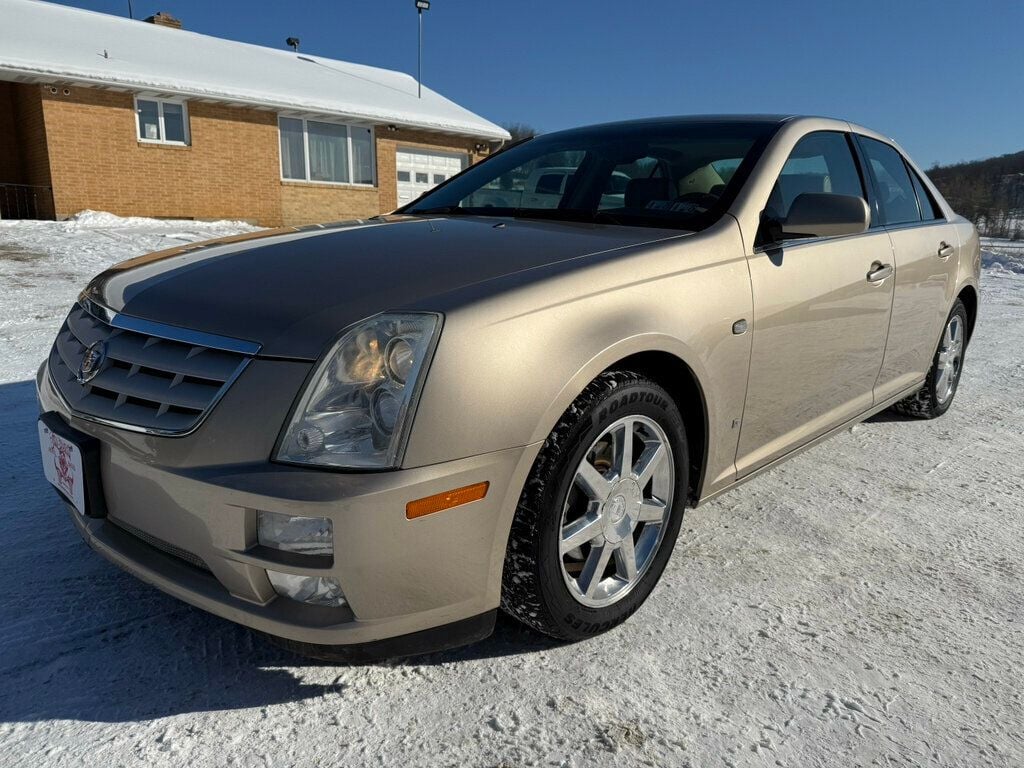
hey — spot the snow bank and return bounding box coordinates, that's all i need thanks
[981,239,1024,274]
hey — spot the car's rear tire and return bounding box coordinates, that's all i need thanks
[501,371,688,641]
[891,299,969,420]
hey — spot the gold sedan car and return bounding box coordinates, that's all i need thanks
[36,116,979,660]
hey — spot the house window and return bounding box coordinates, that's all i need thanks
[278,117,376,186]
[135,97,189,145]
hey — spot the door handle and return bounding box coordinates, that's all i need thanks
[938,241,954,258]
[866,261,893,282]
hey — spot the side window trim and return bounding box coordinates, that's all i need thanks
[903,158,946,223]
[850,133,885,229]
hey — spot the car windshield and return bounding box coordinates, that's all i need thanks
[402,120,780,231]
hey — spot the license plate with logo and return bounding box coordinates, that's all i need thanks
[38,420,86,515]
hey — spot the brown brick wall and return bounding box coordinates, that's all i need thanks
[41,86,284,225]
[376,127,486,212]
[280,182,380,225]
[10,82,491,225]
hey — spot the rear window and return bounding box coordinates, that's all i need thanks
[860,137,922,226]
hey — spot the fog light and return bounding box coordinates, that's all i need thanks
[266,570,347,607]
[258,511,333,556]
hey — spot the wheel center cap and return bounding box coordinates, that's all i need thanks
[608,495,627,523]
[602,479,642,543]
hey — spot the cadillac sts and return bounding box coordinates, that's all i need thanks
[36,116,980,659]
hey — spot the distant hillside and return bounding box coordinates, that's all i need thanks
[928,150,1024,238]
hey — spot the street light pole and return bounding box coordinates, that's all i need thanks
[415,1,430,98]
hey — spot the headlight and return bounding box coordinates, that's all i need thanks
[275,313,441,469]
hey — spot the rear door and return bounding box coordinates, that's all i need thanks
[736,131,895,475]
[856,136,960,401]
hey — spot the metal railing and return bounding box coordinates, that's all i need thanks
[0,183,53,220]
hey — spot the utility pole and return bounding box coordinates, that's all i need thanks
[415,1,430,98]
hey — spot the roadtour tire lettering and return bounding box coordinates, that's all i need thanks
[501,370,689,642]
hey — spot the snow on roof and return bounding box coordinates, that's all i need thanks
[0,0,510,141]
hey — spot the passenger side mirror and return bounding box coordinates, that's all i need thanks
[777,193,870,241]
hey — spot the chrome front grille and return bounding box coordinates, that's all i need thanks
[48,299,259,435]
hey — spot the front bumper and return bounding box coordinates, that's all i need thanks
[38,360,540,652]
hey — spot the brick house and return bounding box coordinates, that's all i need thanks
[0,1,509,225]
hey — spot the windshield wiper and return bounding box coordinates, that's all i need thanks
[409,206,473,215]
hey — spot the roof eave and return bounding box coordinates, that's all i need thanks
[0,64,512,142]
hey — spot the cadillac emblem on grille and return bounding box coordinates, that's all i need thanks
[76,340,107,384]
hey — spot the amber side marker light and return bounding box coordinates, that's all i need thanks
[406,481,489,519]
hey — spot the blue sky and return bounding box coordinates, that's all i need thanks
[51,0,1023,166]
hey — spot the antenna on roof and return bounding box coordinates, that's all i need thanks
[286,37,301,52]
[127,0,133,19]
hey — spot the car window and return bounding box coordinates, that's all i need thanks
[908,167,943,221]
[404,120,780,231]
[766,131,865,222]
[860,137,921,226]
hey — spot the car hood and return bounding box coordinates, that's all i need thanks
[86,215,686,359]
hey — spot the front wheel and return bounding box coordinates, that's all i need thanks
[891,299,969,419]
[501,371,688,641]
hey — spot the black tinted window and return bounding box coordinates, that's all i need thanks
[860,137,921,225]
[909,168,943,221]
[766,131,864,221]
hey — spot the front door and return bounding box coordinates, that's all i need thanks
[396,149,467,206]
[736,131,895,475]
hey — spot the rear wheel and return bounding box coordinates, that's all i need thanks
[501,371,688,641]
[891,299,968,419]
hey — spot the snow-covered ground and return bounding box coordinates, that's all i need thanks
[1,216,1022,767]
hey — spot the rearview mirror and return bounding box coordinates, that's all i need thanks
[776,193,870,241]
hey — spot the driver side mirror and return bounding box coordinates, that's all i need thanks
[763,193,870,243]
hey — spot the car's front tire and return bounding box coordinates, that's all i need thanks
[891,299,969,419]
[501,371,688,641]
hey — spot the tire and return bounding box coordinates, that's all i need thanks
[891,299,969,419]
[501,371,688,641]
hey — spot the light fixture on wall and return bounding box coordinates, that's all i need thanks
[474,143,488,153]
[385,125,398,133]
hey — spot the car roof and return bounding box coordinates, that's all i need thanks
[545,114,796,135]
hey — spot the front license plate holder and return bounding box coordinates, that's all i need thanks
[38,411,107,519]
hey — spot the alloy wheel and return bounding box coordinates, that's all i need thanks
[935,314,964,405]
[559,415,674,608]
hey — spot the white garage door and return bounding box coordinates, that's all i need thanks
[395,149,467,206]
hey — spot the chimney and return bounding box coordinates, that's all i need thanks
[144,12,182,29]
